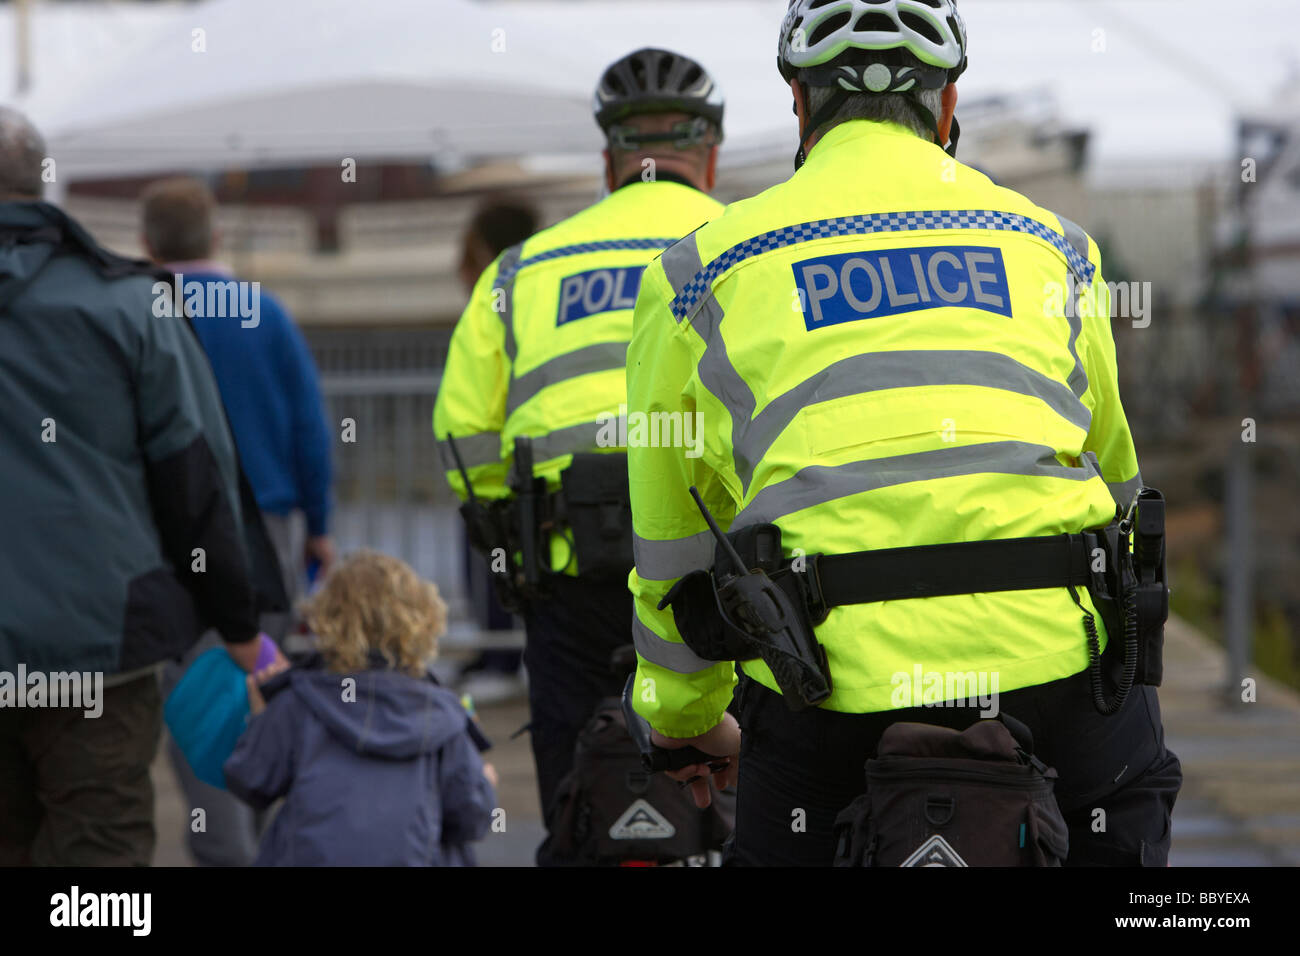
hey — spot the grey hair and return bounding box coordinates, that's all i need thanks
[0,106,47,198]
[806,85,943,141]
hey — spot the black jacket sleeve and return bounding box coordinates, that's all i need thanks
[134,283,261,644]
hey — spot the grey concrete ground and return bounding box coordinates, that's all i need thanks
[150,615,1299,866]
[1160,617,1300,866]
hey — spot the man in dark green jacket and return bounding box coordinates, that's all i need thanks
[0,107,284,865]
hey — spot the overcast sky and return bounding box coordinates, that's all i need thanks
[520,0,1300,165]
[3,0,1297,171]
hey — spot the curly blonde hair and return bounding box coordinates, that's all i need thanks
[301,550,446,676]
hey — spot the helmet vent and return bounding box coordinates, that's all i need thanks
[809,0,838,9]
[809,10,852,47]
[854,12,896,33]
[900,11,943,45]
[655,55,672,88]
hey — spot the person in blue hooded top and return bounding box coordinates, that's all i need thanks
[225,550,497,866]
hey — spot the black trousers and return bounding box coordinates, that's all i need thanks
[0,672,162,866]
[727,666,1182,866]
[521,575,632,863]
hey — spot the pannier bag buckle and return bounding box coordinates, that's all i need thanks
[925,795,955,827]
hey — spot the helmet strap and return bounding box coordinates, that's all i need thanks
[794,83,851,171]
[902,94,961,158]
[607,117,717,152]
[793,82,960,168]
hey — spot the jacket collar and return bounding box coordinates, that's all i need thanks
[613,169,701,192]
[0,200,169,282]
[0,199,57,228]
[801,119,936,168]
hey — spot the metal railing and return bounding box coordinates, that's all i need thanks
[314,333,489,637]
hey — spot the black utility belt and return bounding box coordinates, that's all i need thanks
[662,487,1168,717]
[460,450,634,609]
[793,533,1101,623]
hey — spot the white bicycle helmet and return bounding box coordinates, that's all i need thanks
[779,0,966,85]
[777,0,968,164]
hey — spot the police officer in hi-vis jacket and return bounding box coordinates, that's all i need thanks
[626,1,1181,866]
[434,48,726,864]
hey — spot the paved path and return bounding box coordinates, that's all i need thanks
[1161,617,1300,866]
[150,616,1299,866]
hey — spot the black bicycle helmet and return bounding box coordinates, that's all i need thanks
[593,48,725,144]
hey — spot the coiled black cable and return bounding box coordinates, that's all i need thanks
[1076,580,1139,716]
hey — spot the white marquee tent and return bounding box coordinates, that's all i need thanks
[11,0,603,179]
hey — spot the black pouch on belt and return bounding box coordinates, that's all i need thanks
[1130,489,1168,686]
[559,453,635,582]
[832,715,1069,867]
[1085,490,1168,689]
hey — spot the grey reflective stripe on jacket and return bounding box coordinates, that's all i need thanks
[660,231,756,484]
[735,349,1088,492]
[633,617,715,674]
[494,243,525,364]
[529,420,611,463]
[506,341,628,417]
[437,430,503,473]
[634,528,716,582]
[735,441,1103,528]
[1056,214,1092,399]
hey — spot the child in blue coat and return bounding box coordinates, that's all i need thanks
[224,550,496,866]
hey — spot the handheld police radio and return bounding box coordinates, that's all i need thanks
[689,487,833,711]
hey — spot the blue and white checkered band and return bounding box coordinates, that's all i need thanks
[668,210,1094,322]
[495,238,678,291]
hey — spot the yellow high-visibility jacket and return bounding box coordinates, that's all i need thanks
[433,179,724,572]
[628,120,1141,737]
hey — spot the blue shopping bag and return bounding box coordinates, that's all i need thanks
[163,646,253,790]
